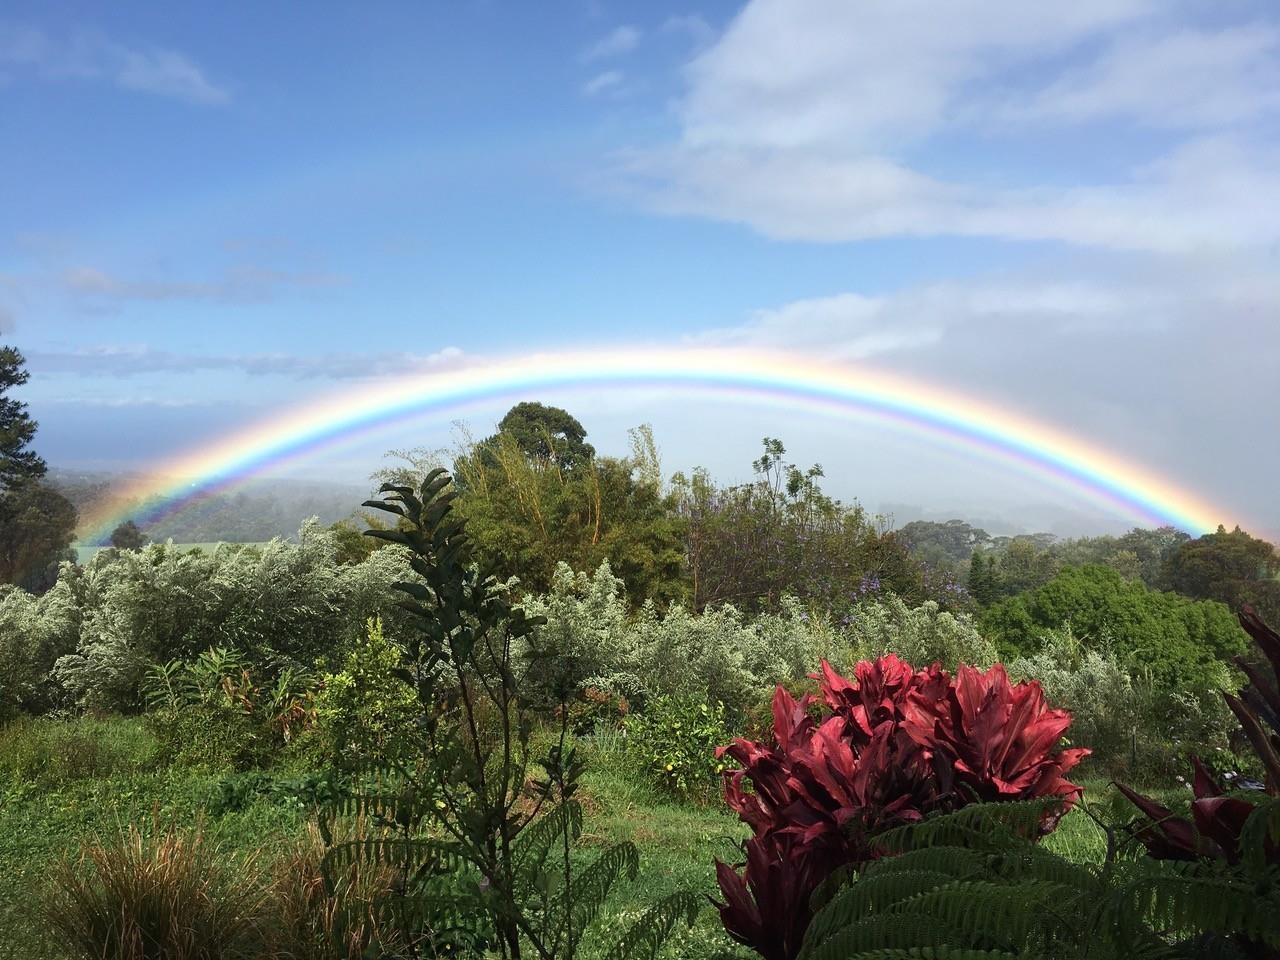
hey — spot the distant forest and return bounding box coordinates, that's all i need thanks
[52,469,366,545]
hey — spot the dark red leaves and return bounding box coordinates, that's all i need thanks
[714,656,1088,960]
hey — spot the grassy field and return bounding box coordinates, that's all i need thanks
[0,713,1153,960]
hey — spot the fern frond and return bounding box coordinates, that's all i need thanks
[1096,858,1280,948]
[513,799,584,882]
[857,845,988,880]
[799,912,960,960]
[897,878,1080,953]
[1239,797,1280,877]
[803,870,959,949]
[873,800,1061,855]
[565,841,641,930]
[601,891,702,960]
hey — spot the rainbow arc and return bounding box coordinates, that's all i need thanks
[78,348,1234,543]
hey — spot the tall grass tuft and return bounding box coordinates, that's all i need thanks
[44,822,264,960]
[262,819,406,960]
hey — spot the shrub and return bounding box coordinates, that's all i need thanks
[50,526,412,713]
[522,561,842,719]
[309,616,417,765]
[624,696,733,802]
[43,822,265,960]
[142,647,317,771]
[843,594,998,671]
[714,655,1087,960]
[1010,626,1237,781]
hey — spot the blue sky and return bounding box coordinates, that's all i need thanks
[3,1,1278,536]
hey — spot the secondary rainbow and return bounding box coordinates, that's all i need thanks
[78,347,1234,543]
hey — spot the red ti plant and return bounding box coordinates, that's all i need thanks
[715,655,1088,960]
[1117,605,1280,867]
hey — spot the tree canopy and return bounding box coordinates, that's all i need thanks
[0,347,77,591]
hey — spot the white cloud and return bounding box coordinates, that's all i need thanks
[581,25,641,62]
[619,1,1280,253]
[676,0,1151,152]
[1005,25,1280,129]
[582,70,624,97]
[0,23,229,104]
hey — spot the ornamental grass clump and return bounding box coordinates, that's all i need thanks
[714,654,1088,960]
[44,822,264,960]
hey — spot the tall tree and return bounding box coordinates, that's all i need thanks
[0,347,77,590]
[1164,525,1280,624]
[452,406,684,604]
[672,438,922,613]
[0,346,47,491]
[481,401,596,471]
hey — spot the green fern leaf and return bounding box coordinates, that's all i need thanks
[602,891,702,960]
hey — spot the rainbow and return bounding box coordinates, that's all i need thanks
[78,347,1235,543]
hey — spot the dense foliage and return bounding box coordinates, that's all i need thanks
[981,564,1248,689]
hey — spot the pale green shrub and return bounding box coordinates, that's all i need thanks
[845,595,998,671]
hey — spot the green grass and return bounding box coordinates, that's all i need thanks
[0,717,1196,960]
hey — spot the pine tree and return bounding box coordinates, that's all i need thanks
[0,346,47,491]
[0,346,77,590]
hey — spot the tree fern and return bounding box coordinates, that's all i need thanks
[798,804,1280,960]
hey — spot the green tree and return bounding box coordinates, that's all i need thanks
[483,401,596,470]
[452,410,685,605]
[1164,524,1280,624]
[107,519,147,550]
[672,439,922,613]
[0,347,77,591]
[981,564,1248,690]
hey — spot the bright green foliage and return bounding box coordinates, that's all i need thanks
[310,617,418,764]
[623,696,733,802]
[799,801,1280,960]
[981,565,1248,690]
[845,596,998,672]
[318,470,697,960]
